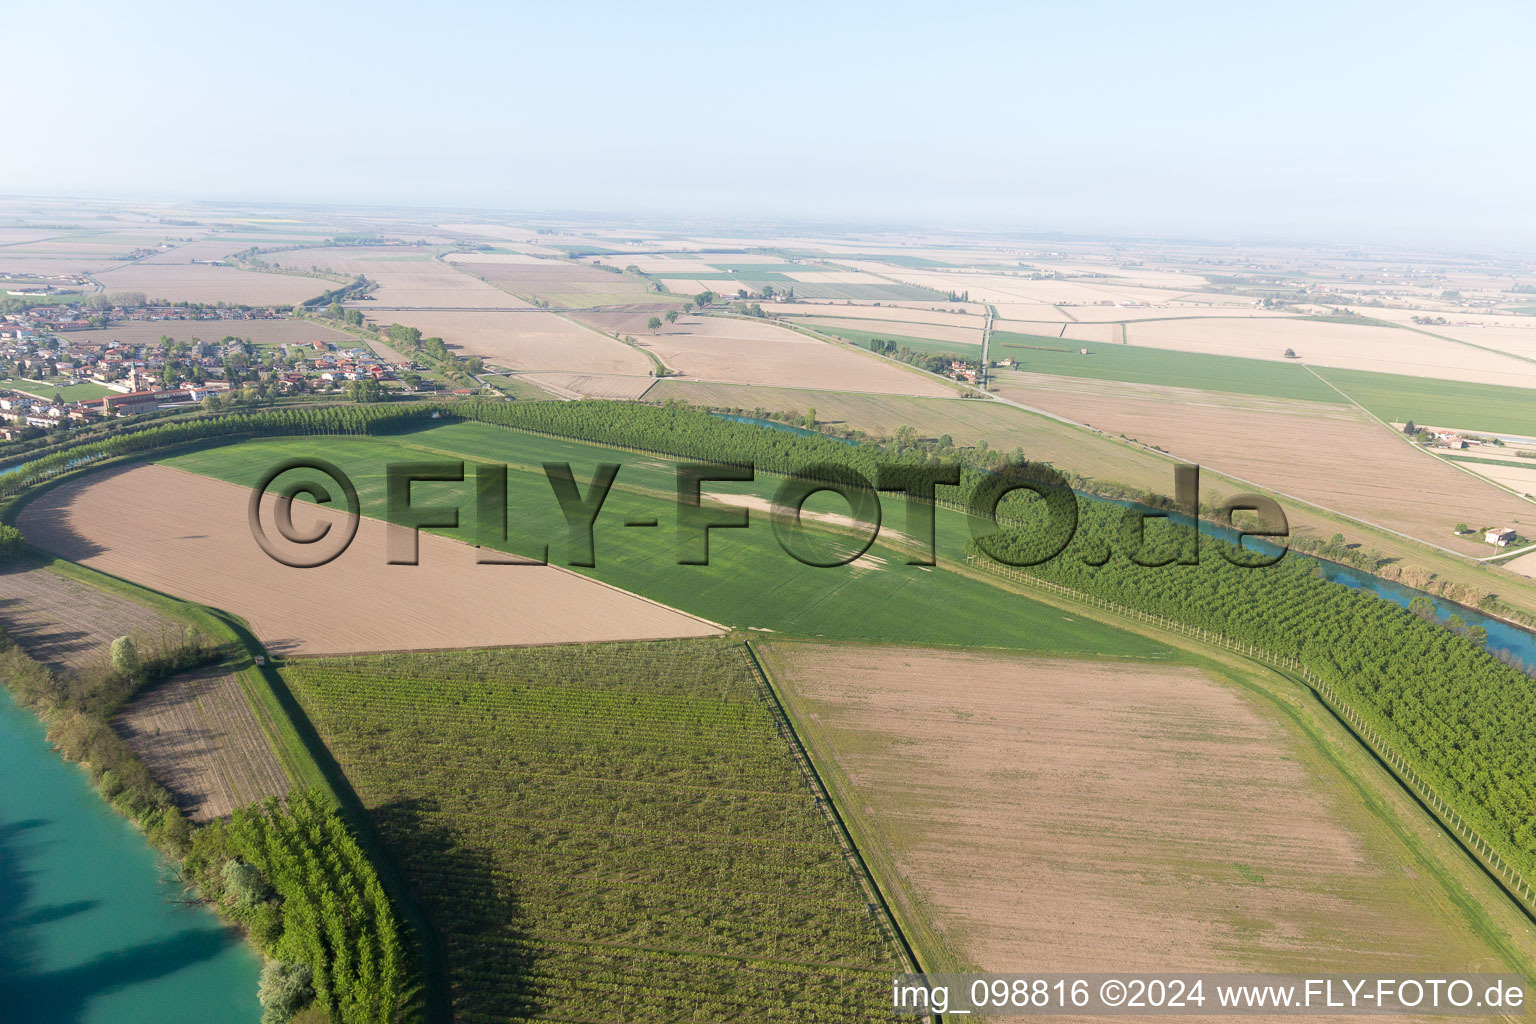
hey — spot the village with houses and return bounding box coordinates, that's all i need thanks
[0,298,422,442]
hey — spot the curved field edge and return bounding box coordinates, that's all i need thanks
[8,401,1536,958]
[757,627,1536,980]
[153,427,1164,658]
[0,543,446,1022]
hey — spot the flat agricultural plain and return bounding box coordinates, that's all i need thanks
[52,318,357,349]
[762,643,1529,976]
[576,311,956,396]
[445,255,658,307]
[1127,316,1536,389]
[16,464,723,655]
[758,302,985,326]
[365,309,651,375]
[0,563,181,673]
[89,263,330,306]
[272,246,533,308]
[993,372,1536,554]
[113,666,291,823]
[780,315,983,347]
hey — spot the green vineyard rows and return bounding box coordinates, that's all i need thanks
[281,639,905,1023]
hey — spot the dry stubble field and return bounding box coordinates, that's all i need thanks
[16,465,723,655]
[445,255,658,307]
[89,263,330,306]
[113,666,291,823]
[992,372,1536,553]
[366,309,651,375]
[1127,317,1536,388]
[761,643,1526,983]
[272,246,533,308]
[577,311,956,395]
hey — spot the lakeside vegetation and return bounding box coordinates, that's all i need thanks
[0,555,422,1024]
[187,790,409,1024]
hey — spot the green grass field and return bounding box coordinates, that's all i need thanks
[4,377,116,401]
[162,421,1166,657]
[281,638,905,1023]
[1315,367,1536,436]
[988,332,1347,403]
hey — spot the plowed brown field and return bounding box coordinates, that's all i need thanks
[17,465,723,655]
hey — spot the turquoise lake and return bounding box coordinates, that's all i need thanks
[0,689,261,1024]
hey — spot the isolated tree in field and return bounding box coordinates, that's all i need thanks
[665,310,679,325]
[694,290,715,307]
[1283,347,1297,359]
[682,302,693,314]
[647,316,663,334]
[110,636,140,678]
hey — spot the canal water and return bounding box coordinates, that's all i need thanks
[711,412,859,445]
[0,689,261,1024]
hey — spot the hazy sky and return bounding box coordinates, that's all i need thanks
[6,0,1534,246]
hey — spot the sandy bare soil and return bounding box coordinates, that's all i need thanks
[113,666,290,822]
[993,373,1536,553]
[271,246,533,308]
[575,312,956,396]
[0,564,181,673]
[1061,322,1124,344]
[16,465,724,656]
[365,309,651,375]
[447,257,658,306]
[0,255,126,276]
[1064,306,1288,323]
[1127,317,1536,388]
[763,643,1515,976]
[523,372,656,399]
[90,263,330,305]
[1450,460,1536,498]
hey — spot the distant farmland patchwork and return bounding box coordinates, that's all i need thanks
[992,373,1536,553]
[574,311,957,395]
[363,309,652,375]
